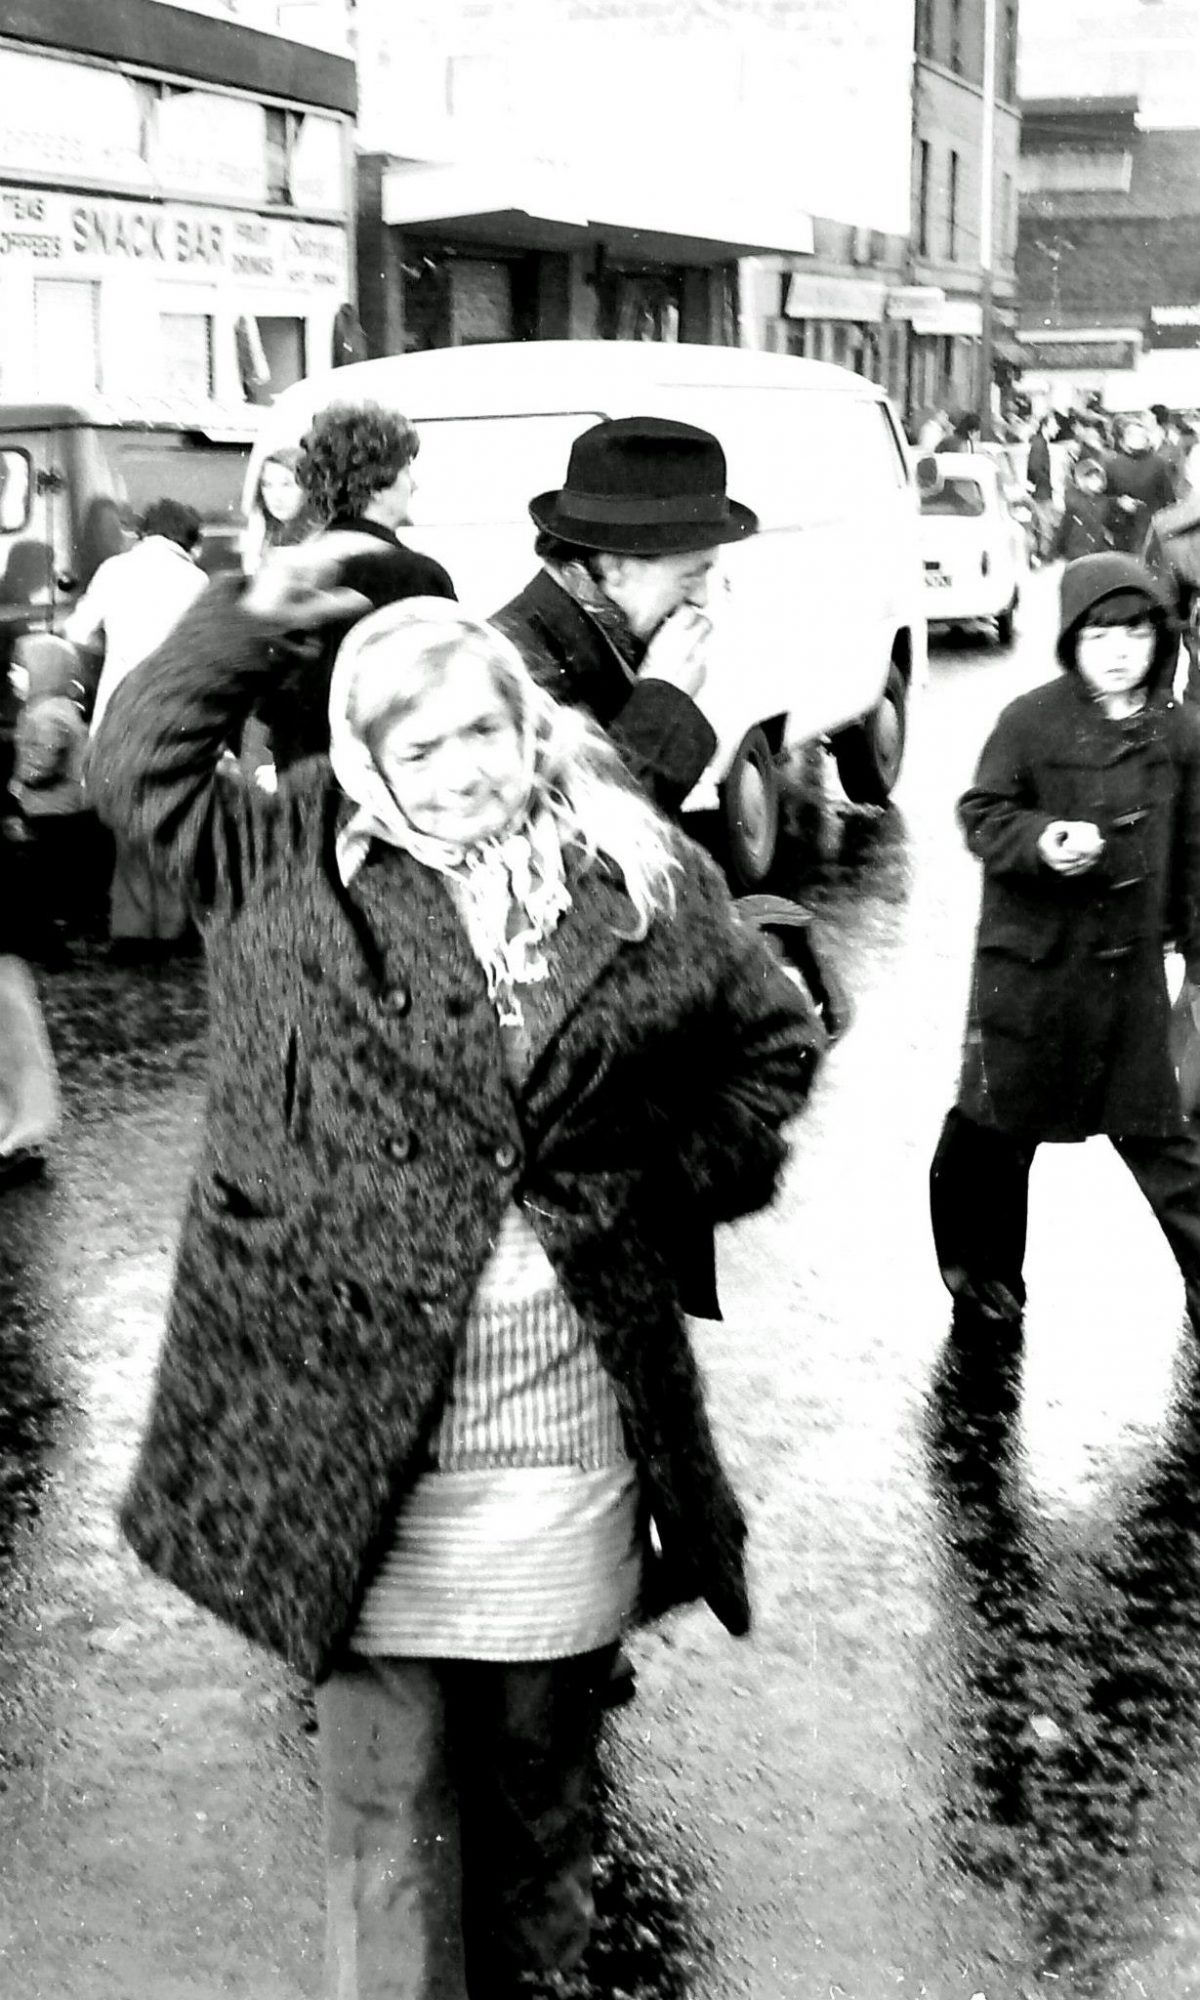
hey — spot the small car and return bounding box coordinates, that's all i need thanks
[920,452,1028,647]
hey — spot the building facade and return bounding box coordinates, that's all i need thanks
[903,0,1022,421]
[351,0,914,366]
[0,0,356,412]
[1018,100,1200,409]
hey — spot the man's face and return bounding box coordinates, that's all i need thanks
[596,547,719,640]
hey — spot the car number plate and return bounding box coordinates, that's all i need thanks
[925,571,951,587]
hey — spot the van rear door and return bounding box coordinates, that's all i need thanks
[0,427,62,792]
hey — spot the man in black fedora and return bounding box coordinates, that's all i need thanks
[493,415,758,815]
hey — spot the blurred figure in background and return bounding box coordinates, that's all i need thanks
[1026,414,1057,563]
[241,445,320,574]
[7,633,94,965]
[1106,414,1179,555]
[940,411,982,454]
[1052,455,1116,563]
[65,497,207,956]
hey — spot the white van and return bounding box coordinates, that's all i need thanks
[246,342,927,886]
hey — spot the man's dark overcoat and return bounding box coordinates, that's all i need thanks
[88,583,823,1683]
[493,569,716,816]
[956,560,1200,1141]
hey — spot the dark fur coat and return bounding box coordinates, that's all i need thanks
[88,584,823,1682]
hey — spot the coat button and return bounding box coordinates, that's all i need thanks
[384,983,412,1017]
[493,1139,520,1172]
[331,1278,355,1312]
[384,1131,416,1163]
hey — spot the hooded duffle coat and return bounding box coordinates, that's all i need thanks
[956,552,1200,1141]
[88,580,824,1683]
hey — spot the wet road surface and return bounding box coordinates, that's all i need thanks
[7,565,1200,1997]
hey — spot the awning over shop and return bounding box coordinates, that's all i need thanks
[380,159,815,263]
[781,273,887,321]
[908,298,983,339]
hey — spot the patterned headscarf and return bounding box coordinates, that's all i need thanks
[327,599,572,1023]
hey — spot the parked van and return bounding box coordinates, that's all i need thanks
[0,399,258,790]
[246,342,927,885]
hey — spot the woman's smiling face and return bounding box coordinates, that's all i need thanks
[373,652,527,848]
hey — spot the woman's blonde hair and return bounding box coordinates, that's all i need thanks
[341,604,680,936]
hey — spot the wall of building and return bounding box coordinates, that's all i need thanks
[0,2,355,409]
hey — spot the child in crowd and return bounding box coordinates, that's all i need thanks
[931,553,1200,1338]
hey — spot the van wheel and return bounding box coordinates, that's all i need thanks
[718,727,780,890]
[995,593,1018,648]
[832,664,907,806]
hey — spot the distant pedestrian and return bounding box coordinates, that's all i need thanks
[65,498,207,953]
[88,538,823,2000]
[241,444,320,574]
[1051,455,1116,562]
[1106,414,1179,553]
[930,553,1200,1338]
[7,633,96,963]
[253,401,456,772]
[1026,415,1057,561]
[940,411,981,454]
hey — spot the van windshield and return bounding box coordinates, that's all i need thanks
[921,476,986,518]
[110,432,251,570]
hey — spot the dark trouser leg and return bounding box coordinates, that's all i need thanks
[1112,1129,1200,1329]
[930,1108,1035,1321]
[316,1654,469,2000]
[448,1646,617,1999]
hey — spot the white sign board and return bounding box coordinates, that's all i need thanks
[0,186,349,294]
[357,2,912,240]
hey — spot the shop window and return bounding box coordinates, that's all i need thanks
[33,280,101,398]
[1002,1,1019,101]
[607,272,681,343]
[265,107,296,206]
[948,150,960,261]
[916,140,932,259]
[950,0,964,74]
[256,317,307,393]
[916,0,936,59]
[449,261,514,346]
[160,312,215,400]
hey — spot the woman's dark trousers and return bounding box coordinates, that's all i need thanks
[930,1107,1200,1329]
[316,1645,616,2000]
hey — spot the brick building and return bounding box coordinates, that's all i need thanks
[1018,100,1200,408]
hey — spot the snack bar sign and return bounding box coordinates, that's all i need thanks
[0,187,348,290]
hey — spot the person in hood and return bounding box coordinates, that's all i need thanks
[1051,453,1116,562]
[1106,413,1179,552]
[930,552,1200,1338]
[86,537,823,2000]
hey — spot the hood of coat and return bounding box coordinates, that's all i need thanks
[18,632,85,706]
[1056,552,1177,689]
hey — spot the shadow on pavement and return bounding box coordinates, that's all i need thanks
[924,1326,1200,1993]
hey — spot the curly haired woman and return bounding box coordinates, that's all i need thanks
[257,400,456,770]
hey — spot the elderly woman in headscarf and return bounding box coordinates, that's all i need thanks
[87,540,825,2000]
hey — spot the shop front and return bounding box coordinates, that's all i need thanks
[361,154,813,354]
[0,12,355,413]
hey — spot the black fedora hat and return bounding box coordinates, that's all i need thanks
[529,416,758,555]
